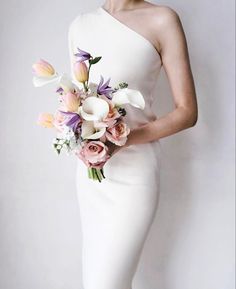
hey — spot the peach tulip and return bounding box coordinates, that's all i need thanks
[73,61,88,83]
[53,111,66,132]
[32,59,55,77]
[62,92,80,112]
[32,59,59,87]
[37,113,54,128]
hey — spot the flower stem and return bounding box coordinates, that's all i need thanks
[96,169,103,182]
[88,168,92,179]
[86,62,92,86]
[101,168,105,179]
[87,168,105,182]
[82,82,88,92]
[93,168,101,182]
[91,167,95,180]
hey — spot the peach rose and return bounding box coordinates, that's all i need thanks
[95,95,121,127]
[103,104,121,127]
[105,120,130,146]
[76,141,110,169]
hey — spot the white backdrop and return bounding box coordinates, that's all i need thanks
[0,0,235,289]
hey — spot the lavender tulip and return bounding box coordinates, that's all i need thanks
[74,47,92,62]
[59,111,81,133]
[97,75,114,99]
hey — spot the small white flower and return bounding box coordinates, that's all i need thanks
[69,138,78,149]
[57,125,75,141]
[88,82,98,96]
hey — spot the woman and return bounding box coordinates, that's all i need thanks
[68,0,198,288]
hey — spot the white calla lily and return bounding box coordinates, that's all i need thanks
[111,88,145,110]
[80,96,109,121]
[58,73,77,93]
[33,73,60,87]
[81,121,106,139]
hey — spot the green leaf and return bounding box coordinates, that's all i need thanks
[89,56,102,65]
[119,82,128,88]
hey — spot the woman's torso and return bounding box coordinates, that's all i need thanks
[69,7,163,178]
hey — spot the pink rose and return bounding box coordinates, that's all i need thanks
[76,141,110,169]
[105,120,130,146]
[104,105,121,127]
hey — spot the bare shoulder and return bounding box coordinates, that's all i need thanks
[141,3,186,52]
[144,4,182,29]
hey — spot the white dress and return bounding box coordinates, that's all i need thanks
[68,6,163,289]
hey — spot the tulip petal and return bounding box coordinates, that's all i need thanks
[80,96,109,121]
[33,73,60,87]
[112,88,145,109]
[37,113,54,128]
[74,61,88,83]
[32,59,55,77]
[58,73,77,93]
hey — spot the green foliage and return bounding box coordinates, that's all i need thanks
[89,56,102,65]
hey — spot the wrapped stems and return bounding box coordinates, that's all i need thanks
[87,167,105,182]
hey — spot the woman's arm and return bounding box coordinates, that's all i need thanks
[125,6,198,147]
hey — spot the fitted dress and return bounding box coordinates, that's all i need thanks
[68,6,163,289]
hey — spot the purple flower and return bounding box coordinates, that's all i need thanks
[59,111,81,133]
[56,87,64,94]
[97,75,114,99]
[74,47,91,62]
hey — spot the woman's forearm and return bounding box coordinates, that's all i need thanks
[125,106,198,146]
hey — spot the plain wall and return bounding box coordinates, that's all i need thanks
[0,0,235,289]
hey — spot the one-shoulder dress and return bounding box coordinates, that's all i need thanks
[68,6,163,289]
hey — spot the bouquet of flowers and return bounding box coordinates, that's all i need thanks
[32,47,145,182]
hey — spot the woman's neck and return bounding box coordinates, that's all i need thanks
[102,0,144,13]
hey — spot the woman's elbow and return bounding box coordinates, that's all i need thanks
[179,104,198,128]
[186,106,198,128]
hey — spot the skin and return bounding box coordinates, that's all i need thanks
[102,0,198,156]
